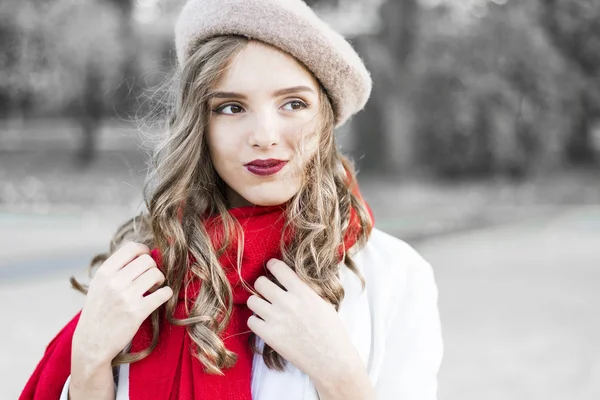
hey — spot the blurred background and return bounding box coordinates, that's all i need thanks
[1,0,599,398]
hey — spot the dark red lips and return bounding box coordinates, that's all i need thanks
[245,159,288,176]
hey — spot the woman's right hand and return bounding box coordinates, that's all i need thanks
[71,242,173,370]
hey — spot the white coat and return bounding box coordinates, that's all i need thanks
[61,228,443,399]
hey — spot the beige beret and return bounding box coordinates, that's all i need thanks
[174,0,372,128]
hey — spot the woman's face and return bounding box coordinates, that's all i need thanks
[206,40,321,208]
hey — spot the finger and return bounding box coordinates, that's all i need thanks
[247,314,267,337]
[254,275,286,303]
[131,267,166,297]
[246,295,273,321]
[140,286,173,317]
[101,242,150,274]
[117,254,156,283]
[265,259,302,292]
[118,254,164,293]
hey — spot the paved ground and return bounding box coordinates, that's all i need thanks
[1,206,599,399]
[415,206,600,400]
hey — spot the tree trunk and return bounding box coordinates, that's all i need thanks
[77,61,103,166]
[566,92,597,165]
[349,0,420,174]
[539,0,599,165]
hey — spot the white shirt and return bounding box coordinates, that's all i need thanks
[61,228,443,399]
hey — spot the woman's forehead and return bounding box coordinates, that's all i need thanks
[212,40,319,95]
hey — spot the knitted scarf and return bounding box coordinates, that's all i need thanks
[20,200,370,400]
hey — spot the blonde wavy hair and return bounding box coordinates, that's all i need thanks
[71,35,373,374]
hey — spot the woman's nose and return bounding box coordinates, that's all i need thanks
[248,110,280,149]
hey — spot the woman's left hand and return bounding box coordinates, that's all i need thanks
[246,258,372,398]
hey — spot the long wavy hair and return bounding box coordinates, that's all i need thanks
[71,35,373,374]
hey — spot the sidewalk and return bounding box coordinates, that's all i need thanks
[0,206,132,275]
[1,272,85,399]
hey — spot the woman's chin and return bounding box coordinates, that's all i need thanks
[243,196,290,207]
[238,189,296,207]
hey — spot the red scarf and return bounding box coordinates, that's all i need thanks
[20,201,371,400]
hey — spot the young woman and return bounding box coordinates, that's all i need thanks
[21,0,443,399]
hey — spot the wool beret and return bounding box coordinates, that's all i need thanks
[174,0,372,128]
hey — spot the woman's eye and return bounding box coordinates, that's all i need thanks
[215,104,244,115]
[282,100,308,111]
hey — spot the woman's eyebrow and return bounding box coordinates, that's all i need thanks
[272,86,315,96]
[208,86,315,100]
[208,91,246,100]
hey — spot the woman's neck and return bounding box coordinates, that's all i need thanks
[225,186,253,209]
